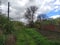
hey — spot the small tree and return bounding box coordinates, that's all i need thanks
[25,6,38,27]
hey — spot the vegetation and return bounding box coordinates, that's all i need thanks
[24,6,38,27]
[0,14,60,45]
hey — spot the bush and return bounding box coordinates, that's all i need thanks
[0,14,14,34]
[0,34,4,45]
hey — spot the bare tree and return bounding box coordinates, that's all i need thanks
[25,6,38,27]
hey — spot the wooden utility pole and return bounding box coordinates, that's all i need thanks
[0,1,2,14]
[7,2,10,33]
[8,2,10,21]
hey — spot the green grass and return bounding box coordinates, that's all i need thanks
[0,14,60,45]
[13,26,49,45]
[13,26,60,45]
[14,28,37,45]
[0,33,5,45]
[24,28,50,45]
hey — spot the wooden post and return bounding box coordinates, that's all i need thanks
[8,2,10,21]
[0,1,2,14]
[7,2,10,33]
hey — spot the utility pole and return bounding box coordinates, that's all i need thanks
[8,2,10,21]
[0,1,2,14]
[7,2,10,34]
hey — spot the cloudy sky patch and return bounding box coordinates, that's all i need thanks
[0,0,60,21]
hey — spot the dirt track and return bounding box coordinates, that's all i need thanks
[37,29,60,41]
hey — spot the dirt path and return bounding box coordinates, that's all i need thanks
[5,34,16,45]
[37,29,60,41]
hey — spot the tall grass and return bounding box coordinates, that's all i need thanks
[0,14,60,45]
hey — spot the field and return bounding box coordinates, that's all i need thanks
[13,22,60,45]
[0,15,60,45]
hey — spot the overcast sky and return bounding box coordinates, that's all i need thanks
[0,0,60,21]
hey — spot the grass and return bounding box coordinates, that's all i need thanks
[0,20,60,45]
[14,26,50,45]
[0,33,5,45]
[0,14,60,45]
[13,25,60,45]
[14,27,37,45]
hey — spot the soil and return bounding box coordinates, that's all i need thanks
[5,34,16,45]
[37,29,60,41]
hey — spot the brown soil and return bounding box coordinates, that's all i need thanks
[37,29,60,41]
[5,34,16,45]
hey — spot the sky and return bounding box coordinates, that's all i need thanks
[0,0,60,22]
[46,9,60,19]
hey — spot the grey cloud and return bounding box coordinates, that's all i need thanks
[1,0,60,23]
